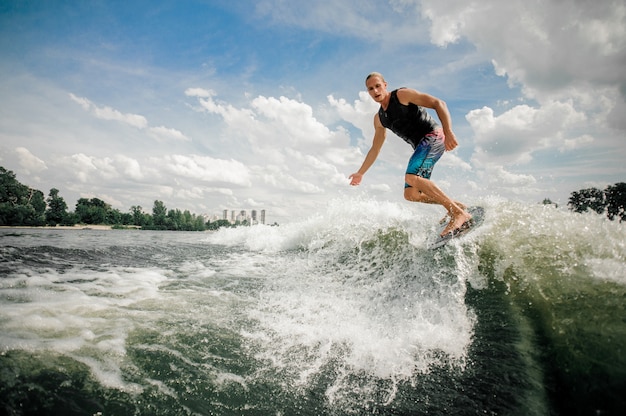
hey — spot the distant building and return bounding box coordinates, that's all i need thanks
[218,209,267,225]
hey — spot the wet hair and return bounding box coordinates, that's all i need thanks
[365,72,386,85]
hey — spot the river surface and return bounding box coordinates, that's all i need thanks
[1,198,625,415]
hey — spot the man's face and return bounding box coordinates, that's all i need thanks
[366,76,387,103]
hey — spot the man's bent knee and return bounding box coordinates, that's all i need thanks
[405,174,428,189]
[404,187,425,202]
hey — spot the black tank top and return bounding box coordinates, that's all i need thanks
[378,88,440,149]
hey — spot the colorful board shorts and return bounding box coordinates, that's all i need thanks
[404,129,445,188]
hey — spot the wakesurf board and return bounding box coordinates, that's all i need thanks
[429,206,485,249]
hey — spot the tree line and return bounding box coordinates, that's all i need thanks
[0,167,234,231]
[1,166,624,229]
[566,183,626,222]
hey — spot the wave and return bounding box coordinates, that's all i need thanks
[208,196,626,413]
[206,196,625,290]
[2,198,624,414]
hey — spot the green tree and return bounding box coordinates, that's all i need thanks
[542,198,558,208]
[0,167,25,207]
[45,188,68,225]
[0,167,45,226]
[131,205,147,226]
[61,212,79,226]
[106,208,122,225]
[119,212,133,225]
[167,208,183,230]
[152,200,167,229]
[605,182,626,222]
[206,219,231,230]
[568,187,606,214]
[194,215,206,231]
[75,197,110,224]
[182,210,193,230]
[0,204,31,225]
[74,198,90,223]
[28,189,46,225]
[142,213,154,228]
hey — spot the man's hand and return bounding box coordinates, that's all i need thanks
[349,173,363,186]
[444,130,458,151]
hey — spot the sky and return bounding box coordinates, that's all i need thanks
[1,0,625,223]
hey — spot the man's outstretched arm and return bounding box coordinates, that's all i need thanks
[349,115,387,185]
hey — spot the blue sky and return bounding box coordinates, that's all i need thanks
[1,0,624,223]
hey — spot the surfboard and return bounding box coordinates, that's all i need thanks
[429,206,485,249]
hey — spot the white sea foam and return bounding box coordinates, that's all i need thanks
[2,199,623,412]
[0,265,170,391]
[481,200,626,286]
[214,197,480,406]
[212,196,626,407]
[207,197,432,252]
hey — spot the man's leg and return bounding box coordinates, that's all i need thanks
[404,131,471,236]
[404,174,471,236]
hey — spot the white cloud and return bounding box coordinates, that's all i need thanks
[69,93,147,129]
[206,187,234,196]
[58,154,145,184]
[191,91,354,156]
[64,153,98,183]
[68,93,91,111]
[184,87,215,98]
[157,154,252,187]
[284,147,347,186]
[420,0,626,178]
[466,99,591,166]
[175,186,205,200]
[254,164,323,193]
[251,96,335,146]
[243,198,262,207]
[192,93,258,140]
[187,90,359,189]
[485,165,536,187]
[327,92,378,140]
[15,147,47,174]
[253,0,428,42]
[70,93,192,142]
[473,165,538,196]
[420,0,625,88]
[148,126,191,142]
[439,152,472,171]
[561,135,594,152]
[114,155,143,181]
[93,105,147,129]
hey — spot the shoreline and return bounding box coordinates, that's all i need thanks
[1,225,117,231]
[0,225,215,232]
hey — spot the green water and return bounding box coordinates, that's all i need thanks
[1,199,624,415]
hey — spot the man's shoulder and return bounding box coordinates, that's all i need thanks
[395,88,425,107]
[395,87,416,98]
[394,88,413,103]
[391,87,406,97]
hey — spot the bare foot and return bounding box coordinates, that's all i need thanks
[439,202,469,224]
[440,211,473,237]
